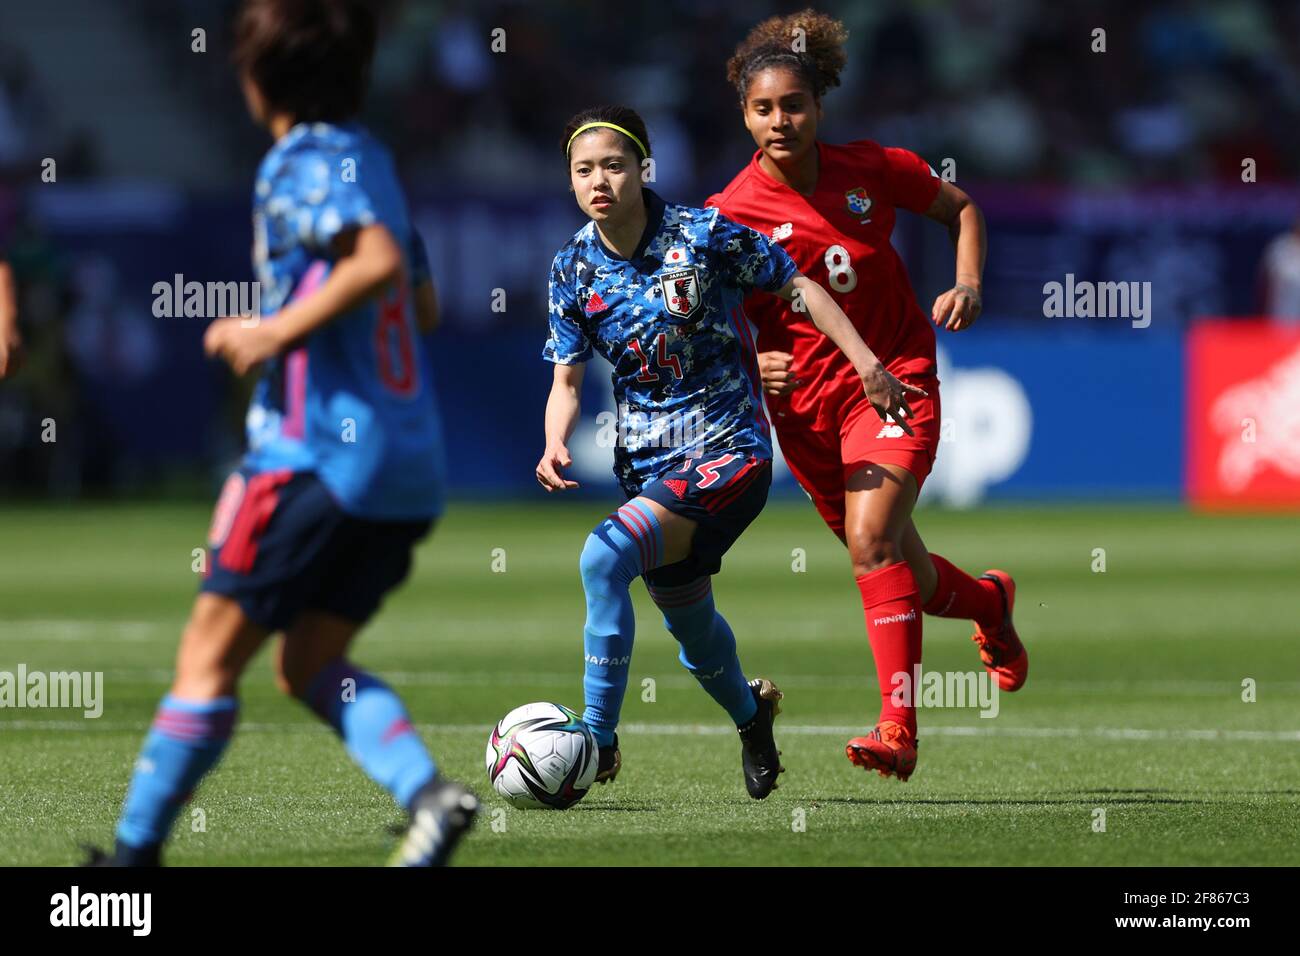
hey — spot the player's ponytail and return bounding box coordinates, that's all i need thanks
[560,106,653,163]
[726,8,848,106]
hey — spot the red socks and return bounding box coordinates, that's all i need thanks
[856,562,922,736]
[924,554,1003,629]
[857,557,1003,734]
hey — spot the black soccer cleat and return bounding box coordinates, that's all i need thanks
[79,841,160,867]
[594,732,621,785]
[389,777,479,867]
[79,845,119,867]
[737,678,785,799]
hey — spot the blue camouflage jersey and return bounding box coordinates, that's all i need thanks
[243,121,446,520]
[544,189,799,494]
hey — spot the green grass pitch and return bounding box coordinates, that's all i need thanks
[1,499,1297,866]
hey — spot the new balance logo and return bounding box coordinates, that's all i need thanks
[876,423,906,439]
[771,222,793,242]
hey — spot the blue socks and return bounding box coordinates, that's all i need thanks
[648,577,757,726]
[115,501,757,862]
[305,659,436,810]
[115,695,239,853]
[114,663,436,859]
[581,501,662,746]
[579,499,758,746]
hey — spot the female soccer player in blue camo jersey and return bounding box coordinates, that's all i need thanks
[535,105,924,798]
[84,0,475,868]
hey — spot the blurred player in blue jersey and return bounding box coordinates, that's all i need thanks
[85,0,475,867]
[536,105,923,798]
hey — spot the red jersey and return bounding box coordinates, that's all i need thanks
[706,140,941,430]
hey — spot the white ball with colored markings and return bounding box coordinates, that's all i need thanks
[485,702,599,809]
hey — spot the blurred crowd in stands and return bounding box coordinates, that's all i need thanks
[4,0,1300,495]
[362,0,1300,192]
[4,0,1298,191]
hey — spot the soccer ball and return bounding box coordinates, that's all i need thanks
[485,702,599,809]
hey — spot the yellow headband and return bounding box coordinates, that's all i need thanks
[566,121,648,159]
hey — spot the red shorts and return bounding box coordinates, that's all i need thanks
[774,372,941,538]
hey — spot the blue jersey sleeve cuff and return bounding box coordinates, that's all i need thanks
[767,254,800,293]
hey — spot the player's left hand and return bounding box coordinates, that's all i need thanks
[860,362,927,437]
[931,282,981,331]
[204,316,280,375]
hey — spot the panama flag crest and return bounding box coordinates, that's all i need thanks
[845,187,873,217]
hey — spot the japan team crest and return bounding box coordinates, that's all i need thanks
[845,187,873,217]
[659,267,701,319]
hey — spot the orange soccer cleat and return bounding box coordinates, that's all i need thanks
[971,570,1028,692]
[845,720,918,782]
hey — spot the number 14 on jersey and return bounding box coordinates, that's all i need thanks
[627,332,683,383]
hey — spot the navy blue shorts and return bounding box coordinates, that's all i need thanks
[629,454,771,587]
[200,469,432,632]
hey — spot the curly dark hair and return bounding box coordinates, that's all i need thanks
[726,8,848,105]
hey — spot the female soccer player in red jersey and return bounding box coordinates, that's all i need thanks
[707,9,1026,782]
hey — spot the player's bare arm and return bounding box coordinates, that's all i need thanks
[204,222,404,375]
[537,361,584,492]
[0,261,22,380]
[924,180,986,332]
[775,274,926,435]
